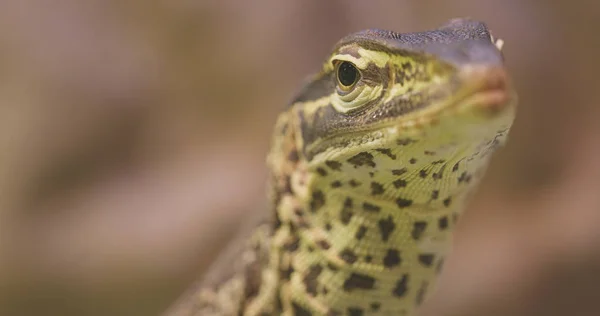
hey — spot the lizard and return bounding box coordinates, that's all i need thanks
[166,18,517,316]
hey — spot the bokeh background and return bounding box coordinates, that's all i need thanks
[0,1,599,315]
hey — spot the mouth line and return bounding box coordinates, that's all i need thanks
[460,87,512,115]
[454,66,513,112]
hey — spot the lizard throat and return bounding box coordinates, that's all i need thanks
[275,141,494,315]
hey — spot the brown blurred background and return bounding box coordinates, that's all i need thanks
[0,1,599,315]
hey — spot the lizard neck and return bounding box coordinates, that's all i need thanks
[280,162,478,315]
[263,111,497,315]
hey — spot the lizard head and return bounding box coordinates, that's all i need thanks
[281,19,517,207]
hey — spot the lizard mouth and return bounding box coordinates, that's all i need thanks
[453,65,514,116]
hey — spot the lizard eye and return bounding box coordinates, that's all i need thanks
[336,61,360,92]
[330,57,382,113]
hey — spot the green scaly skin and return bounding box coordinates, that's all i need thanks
[167,18,517,316]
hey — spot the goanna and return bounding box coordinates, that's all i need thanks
[167,18,517,316]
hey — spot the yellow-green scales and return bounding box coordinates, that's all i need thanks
[168,18,517,316]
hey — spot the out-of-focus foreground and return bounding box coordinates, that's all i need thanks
[0,1,599,316]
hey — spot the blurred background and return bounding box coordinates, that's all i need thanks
[0,1,599,315]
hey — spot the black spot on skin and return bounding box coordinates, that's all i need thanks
[273,208,283,229]
[432,171,443,180]
[303,264,323,296]
[369,172,375,178]
[340,248,358,264]
[378,216,396,242]
[325,222,332,231]
[383,249,401,268]
[452,162,460,172]
[397,138,416,146]
[331,181,342,188]
[419,170,428,178]
[326,160,342,171]
[418,254,435,267]
[283,237,299,252]
[317,240,331,250]
[412,221,427,240]
[327,262,339,272]
[443,197,452,207]
[355,225,367,240]
[340,198,354,225]
[364,255,373,263]
[409,158,417,164]
[278,266,294,280]
[416,281,429,306]
[431,190,439,200]
[363,202,381,213]
[245,259,263,299]
[310,190,325,212]
[392,274,409,298]
[438,216,449,230]
[376,148,396,160]
[392,168,407,176]
[343,273,376,291]
[347,152,376,168]
[370,182,385,195]
[424,150,436,156]
[347,307,364,316]
[370,302,381,311]
[307,245,315,252]
[349,179,361,187]
[396,198,413,208]
[283,176,293,194]
[292,301,313,316]
[317,167,328,176]
[288,150,299,162]
[458,172,472,183]
[393,179,407,188]
[322,286,329,295]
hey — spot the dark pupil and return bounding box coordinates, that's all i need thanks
[338,62,358,87]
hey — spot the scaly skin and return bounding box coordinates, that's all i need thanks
[167,18,517,316]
